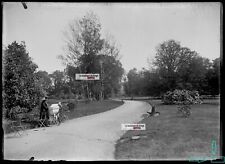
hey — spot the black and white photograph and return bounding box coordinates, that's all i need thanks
[2,2,221,161]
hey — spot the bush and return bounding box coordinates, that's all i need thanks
[67,103,75,111]
[7,106,29,120]
[61,103,69,111]
[67,99,78,111]
[162,89,202,105]
[3,41,43,119]
[77,95,84,100]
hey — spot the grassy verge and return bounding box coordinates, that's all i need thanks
[115,99,220,160]
[67,99,124,119]
[4,99,124,134]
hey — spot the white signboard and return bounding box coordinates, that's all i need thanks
[121,124,146,130]
[75,74,100,80]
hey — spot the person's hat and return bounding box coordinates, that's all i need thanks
[58,102,62,107]
[42,96,48,101]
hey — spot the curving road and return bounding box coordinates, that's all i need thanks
[4,100,150,161]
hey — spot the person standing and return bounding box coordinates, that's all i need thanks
[40,96,49,126]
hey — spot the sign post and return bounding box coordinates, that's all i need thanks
[75,74,100,80]
[75,73,101,100]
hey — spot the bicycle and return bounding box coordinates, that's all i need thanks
[58,110,69,123]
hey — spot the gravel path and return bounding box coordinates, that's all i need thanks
[4,100,150,161]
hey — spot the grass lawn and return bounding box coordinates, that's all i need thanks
[66,99,124,119]
[48,98,125,120]
[115,99,220,160]
[3,99,124,134]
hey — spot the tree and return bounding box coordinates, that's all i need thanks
[97,55,124,98]
[99,34,121,60]
[35,70,53,95]
[211,57,220,95]
[126,68,140,96]
[123,40,219,97]
[124,67,164,97]
[153,39,212,94]
[49,70,66,97]
[64,65,82,95]
[187,55,211,93]
[205,57,220,95]
[59,12,104,99]
[60,11,103,70]
[154,40,181,91]
[59,11,124,99]
[3,41,43,117]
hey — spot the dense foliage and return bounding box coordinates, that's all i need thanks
[59,12,124,100]
[162,89,202,105]
[3,14,220,120]
[124,40,220,97]
[3,41,44,119]
[162,89,203,118]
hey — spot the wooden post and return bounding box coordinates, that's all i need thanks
[78,66,86,99]
[100,60,104,101]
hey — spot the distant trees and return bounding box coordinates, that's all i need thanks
[153,40,211,93]
[204,58,220,95]
[2,12,125,119]
[154,40,181,91]
[59,11,103,70]
[59,12,124,100]
[49,70,65,92]
[4,33,219,119]
[3,41,44,118]
[35,70,52,96]
[124,40,220,97]
[125,68,140,96]
[96,54,124,99]
[61,53,124,100]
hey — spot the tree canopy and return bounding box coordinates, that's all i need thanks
[3,41,43,117]
[124,40,220,97]
[59,12,124,99]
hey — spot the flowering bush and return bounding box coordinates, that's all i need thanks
[163,89,202,117]
[162,89,202,105]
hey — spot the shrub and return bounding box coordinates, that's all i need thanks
[7,106,29,120]
[67,99,78,112]
[163,89,202,118]
[67,103,75,111]
[3,41,43,119]
[162,89,202,105]
[62,103,69,111]
[177,104,191,118]
[77,95,84,100]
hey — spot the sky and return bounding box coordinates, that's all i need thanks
[3,2,221,74]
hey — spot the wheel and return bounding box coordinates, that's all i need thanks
[62,115,67,122]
